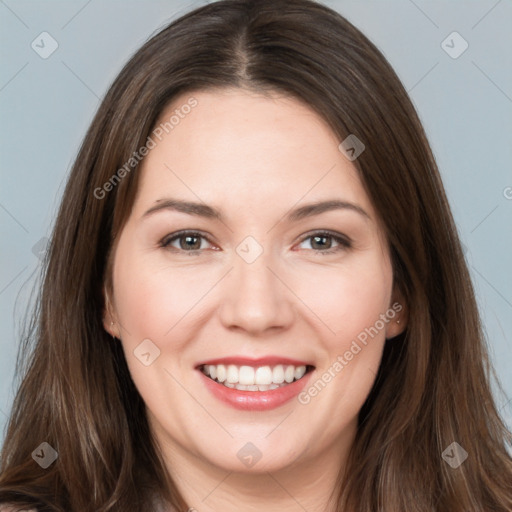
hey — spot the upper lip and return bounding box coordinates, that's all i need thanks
[196,356,314,368]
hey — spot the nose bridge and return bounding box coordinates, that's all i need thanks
[217,238,294,333]
[235,249,275,299]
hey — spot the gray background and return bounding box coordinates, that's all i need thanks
[1,0,511,439]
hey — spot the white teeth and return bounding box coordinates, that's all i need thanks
[235,383,271,391]
[294,366,306,380]
[255,366,273,385]
[226,365,239,384]
[272,365,285,384]
[284,365,295,383]
[201,363,309,390]
[216,364,226,382]
[239,366,255,386]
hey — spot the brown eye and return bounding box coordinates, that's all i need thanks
[161,231,211,252]
[311,234,332,250]
[297,231,351,254]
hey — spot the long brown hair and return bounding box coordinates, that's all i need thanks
[1,1,511,510]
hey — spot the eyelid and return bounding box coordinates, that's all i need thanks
[160,230,218,251]
[293,230,352,253]
[159,229,352,253]
[296,229,352,245]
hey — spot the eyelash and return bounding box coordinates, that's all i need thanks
[160,230,352,255]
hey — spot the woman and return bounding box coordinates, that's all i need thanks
[1,0,511,510]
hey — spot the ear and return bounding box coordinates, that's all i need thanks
[102,285,120,339]
[385,287,408,340]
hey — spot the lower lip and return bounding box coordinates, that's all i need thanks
[199,370,313,411]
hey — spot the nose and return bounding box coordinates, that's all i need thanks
[217,249,295,336]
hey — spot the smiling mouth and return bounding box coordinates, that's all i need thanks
[200,363,314,391]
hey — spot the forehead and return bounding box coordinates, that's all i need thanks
[134,88,373,218]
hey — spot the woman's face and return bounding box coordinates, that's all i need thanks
[105,88,404,475]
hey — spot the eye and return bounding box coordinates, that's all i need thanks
[296,231,351,254]
[159,230,350,255]
[160,231,215,253]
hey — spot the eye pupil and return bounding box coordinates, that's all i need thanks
[311,235,332,250]
[181,235,201,250]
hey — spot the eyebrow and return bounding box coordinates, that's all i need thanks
[142,198,370,222]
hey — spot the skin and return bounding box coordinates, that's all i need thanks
[104,88,407,512]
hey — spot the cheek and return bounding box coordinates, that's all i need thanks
[292,251,393,341]
[112,250,216,346]
[292,254,392,425]
[110,250,210,417]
